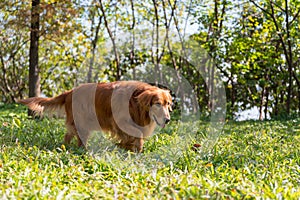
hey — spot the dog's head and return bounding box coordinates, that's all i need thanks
[137,88,172,128]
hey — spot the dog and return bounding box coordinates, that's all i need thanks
[18,81,172,152]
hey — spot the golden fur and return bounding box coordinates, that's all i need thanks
[18,81,172,152]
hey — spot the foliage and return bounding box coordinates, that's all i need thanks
[0,0,85,101]
[0,1,30,102]
[0,0,299,119]
[191,0,300,119]
[0,105,299,199]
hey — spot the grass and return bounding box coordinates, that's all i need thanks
[0,103,300,199]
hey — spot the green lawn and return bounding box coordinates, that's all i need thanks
[0,104,299,199]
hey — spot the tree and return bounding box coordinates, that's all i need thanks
[87,3,103,83]
[1,0,299,120]
[0,1,30,103]
[249,0,300,115]
[191,0,229,115]
[98,0,121,80]
[28,0,41,116]
[191,0,299,119]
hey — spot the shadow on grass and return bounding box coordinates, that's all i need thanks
[0,104,91,156]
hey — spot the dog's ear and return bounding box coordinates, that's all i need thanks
[136,90,155,108]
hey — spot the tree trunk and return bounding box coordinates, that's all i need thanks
[88,14,102,83]
[264,87,269,120]
[259,87,265,121]
[98,0,120,80]
[130,0,136,80]
[152,0,163,84]
[285,0,292,115]
[274,86,278,117]
[28,0,40,116]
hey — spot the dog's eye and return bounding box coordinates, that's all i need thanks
[155,103,161,106]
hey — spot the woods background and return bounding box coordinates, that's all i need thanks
[0,0,299,120]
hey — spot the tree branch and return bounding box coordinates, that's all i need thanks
[98,0,120,80]
[290,9,300,25]
[129,0,136,79]
[249,0,272,16]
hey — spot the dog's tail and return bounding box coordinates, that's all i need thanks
[18,91,72,116]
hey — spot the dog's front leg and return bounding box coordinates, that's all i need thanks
[119,137,144,153]
[132,137,144,152]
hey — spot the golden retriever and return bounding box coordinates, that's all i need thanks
[18,81,172,152]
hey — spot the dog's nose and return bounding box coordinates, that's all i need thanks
[165,118,170,124]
